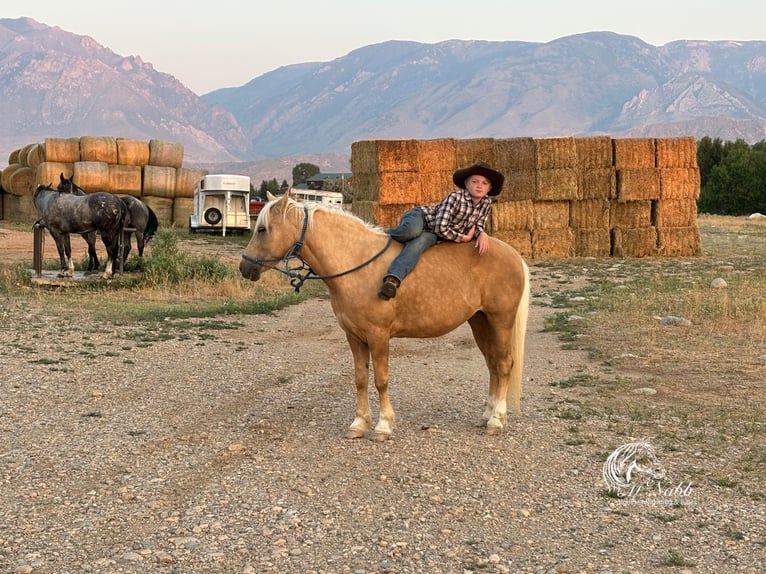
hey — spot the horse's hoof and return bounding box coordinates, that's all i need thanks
[485,425,503,437]
[371,432,391,442]
[346,429,366,440]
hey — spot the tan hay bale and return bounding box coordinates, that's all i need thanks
[363,171,420,206]
[655,137,698,168]
[2,164,24,194]
[79,136,118,164]
[578,167,616,200]
[499,169,536,202]
[417,139,457,172]
[72,161,110,193]
[616,168,660,201]
[17,143,36,167]
[351,172,381,202]
[419,170,454,204]
[493,230,532,259]
[3,193,38,224]
[611,227,658,257]
[610,200,652,228]
[533,200,570,229]
[536,168,579,200]
[108,164,143,197]
[574,229,611,257]
[45,137,81,163]
[26,142,46,170]
[141,196,173,227]
[175,167,208,199]
[455,137,495,167]
[575,136,613,168]
[659,167,700,199]
[657,226,702,256]
[116,138,150,166]
[36,162,74,187]
[532,227,575,259]
[172,197,194,228]
[350,200,376,225]
[148,139,184,169]
[350,140,419,173]
[613,138,655,168]
[535,137,577,169]
[653,198,698,228]
[8,148,21,165]
[493,138,536,171]
[142,165,177,198]
[9,166,35,196]
[373,203,419,229]
[569,199,610,229]
[490,200,534,231]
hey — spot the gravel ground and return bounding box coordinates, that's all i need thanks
[1,239,764,573]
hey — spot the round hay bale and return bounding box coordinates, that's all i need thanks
[116,138,150,166]
[142,195,173,227]
[3,192,38,224]
[17,143,36,167]
[175,167,207,198]
[26,142,46,170]
[2,164,24,194]
[148,139,184,168]
[72,161,110,193]
[8,148,21,165]
[142,165,177,198]
[79,136,118,164]
[45,137,81,163]
[108,164,143,196]
[36,162,74,188]
[9,166,36,196]
[172,197,194,227]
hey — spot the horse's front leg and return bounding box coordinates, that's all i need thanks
[369,337,395,442]
[345,334,372,439]
[55,235,74,277]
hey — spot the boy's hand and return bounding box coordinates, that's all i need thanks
[474,230,489,255]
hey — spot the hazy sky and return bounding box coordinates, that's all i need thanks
[6,0,766,95]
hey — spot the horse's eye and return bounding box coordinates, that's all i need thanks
[256,226,267,234]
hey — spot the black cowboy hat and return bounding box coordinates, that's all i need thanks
[452,162,504,196]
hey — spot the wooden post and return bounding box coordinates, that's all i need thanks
[33,225,45,277]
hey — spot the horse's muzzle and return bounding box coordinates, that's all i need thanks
[239,258,262,281]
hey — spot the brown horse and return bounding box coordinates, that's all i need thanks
[239,192,530,441]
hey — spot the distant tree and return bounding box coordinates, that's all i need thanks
[280,179,289,192]
[258,178,281,196]
[698,138,766,215]
[292,163,320,187]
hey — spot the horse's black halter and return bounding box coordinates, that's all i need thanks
[240,204,393,293]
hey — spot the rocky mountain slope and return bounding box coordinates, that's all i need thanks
[2,17,766,165]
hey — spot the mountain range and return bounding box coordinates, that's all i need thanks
[2,16,766,180]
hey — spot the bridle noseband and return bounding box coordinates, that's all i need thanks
[241,204,392,293]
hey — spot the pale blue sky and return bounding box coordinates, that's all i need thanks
[6,0,766,95]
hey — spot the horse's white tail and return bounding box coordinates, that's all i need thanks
[508,259,530,414]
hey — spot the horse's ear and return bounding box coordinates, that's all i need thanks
[60,173,65,182]
[266,191,276,201]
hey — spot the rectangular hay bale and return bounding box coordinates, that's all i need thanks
[611,227,658,257]
[575,136,613,168]
[350,140,420,173]
[570,200,610,230]
[492,230,532,259]
[657,226,702,256]
[493,138,536,171]
[616,168,660,201]
[655,137,698,168]
[532,227,575,259]
[417,139,457,172]
[652,198,698,228]
[490,200,534,231]
[536,168,579,200]
[376,171,422,205]
[535,136,577,169]
[611,200,652,228]
[419,170,454,205]
[455,138,496,167]
[533,201,570,229]
[613,138,656,168]
[578,167,616,200]
[574,228,612,257]
[499,169,536,202]
[659,167,700,200]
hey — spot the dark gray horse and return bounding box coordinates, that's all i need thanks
[34,175,126,278]
[121,195,159,263]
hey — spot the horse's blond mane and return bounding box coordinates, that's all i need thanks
[258,197,387,235]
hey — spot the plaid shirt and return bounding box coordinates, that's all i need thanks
[420,188,493,242]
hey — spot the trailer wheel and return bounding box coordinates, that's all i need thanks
[204,208,222,225]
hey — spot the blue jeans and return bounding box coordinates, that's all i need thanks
[384,208,438,283]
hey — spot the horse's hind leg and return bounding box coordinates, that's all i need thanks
[369,338,395,441]
[122,230,133,262]
[83,232,99,271]
[53,234,74,277]
[345,335,373,439]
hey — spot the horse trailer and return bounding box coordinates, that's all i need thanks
[189,174,251,236]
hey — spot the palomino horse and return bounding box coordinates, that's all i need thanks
[239,192,530,441]
[35,175,126,279]
[120,195,159,262]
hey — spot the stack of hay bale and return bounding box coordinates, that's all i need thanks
[0,136,207,227]
[350,136,701,259]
